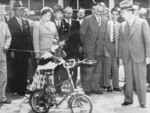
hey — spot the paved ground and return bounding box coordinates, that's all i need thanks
[1,65,150,113]
[0,91,150,113]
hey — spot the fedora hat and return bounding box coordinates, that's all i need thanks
[0,5,7,15]
[120,0,133,10]
[13,0,25,9]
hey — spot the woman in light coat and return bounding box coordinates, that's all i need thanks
[33,7,59,64]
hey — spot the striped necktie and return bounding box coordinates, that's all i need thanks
[112,22,116,42]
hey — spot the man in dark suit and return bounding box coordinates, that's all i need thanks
[52,5,68,94]
[80,3,110,95]
[119,0,150,108]
[7,1,31,96]
[63,6,82,88]
[52,5,69,43]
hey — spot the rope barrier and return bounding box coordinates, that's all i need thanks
[8,48,48,53]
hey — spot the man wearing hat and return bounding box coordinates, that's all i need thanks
[7,0,31,96]
[0,5,12,104]
[119,0,150,108]
[52,5,67,42]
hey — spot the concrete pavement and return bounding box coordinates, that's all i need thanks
[1,65,150,113]
[0,91,150,113]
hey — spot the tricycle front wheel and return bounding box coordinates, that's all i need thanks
[69,94,93,113]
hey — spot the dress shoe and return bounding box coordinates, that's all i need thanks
[107,87,113,92]
[85,91,91,95]
[91,90,103,95]
[122,102,133,106]
[0,99,11,104]
[147,87,150,92]
[113,88,122,92]
[103,86,112,92]
[17,93,25,96]
[140,104,146,108]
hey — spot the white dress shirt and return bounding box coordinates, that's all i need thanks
[65,18,72,26]
[95,15,101,26]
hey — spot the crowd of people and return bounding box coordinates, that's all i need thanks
[0,0,150,109]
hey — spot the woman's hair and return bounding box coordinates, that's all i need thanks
[41,7,53,16]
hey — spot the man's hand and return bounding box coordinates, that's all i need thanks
[146,57,150,65]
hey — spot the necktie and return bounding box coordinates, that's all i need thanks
[68,19,71,26]
[97,18,101,26]
[112,22,116,42]
[19,18,22,31]
[67,19,70,30]
[58,21,61,28]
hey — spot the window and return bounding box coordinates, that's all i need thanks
[30,0,43,10]
[45,0,58,9]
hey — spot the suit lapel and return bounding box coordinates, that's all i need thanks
[124,21,130,40]
[14,17,22,31]
[129,17,138,39]
[92,15,99,30]
[54,20,59,30]
[116,22,120,36]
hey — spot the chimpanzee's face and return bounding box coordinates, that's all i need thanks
[55,47,66,58]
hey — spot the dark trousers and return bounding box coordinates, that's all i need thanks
[83,54,104,92]
[147,64,150,86]
[54,65,68,93]
[11,51,29,95]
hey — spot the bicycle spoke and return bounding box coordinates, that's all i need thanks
[70,95,93,113]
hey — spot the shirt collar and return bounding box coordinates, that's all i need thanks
[65,18,71,23]
[95,15,101,22]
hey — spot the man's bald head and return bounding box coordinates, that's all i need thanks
[95,4,105,17]
[64,6,73,19]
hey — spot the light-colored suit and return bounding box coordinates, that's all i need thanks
[80,14,110,92]
[33,20,59,58]
[0,21,11,100]
[103,20,120,88]
[119,17,150,105]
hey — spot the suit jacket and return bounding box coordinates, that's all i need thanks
[33,20,59,58]
[0,21,12,61]
[64,19,82,59]
[52,19,69,41]
[107,20,120,57]
[80,15,110,57]
[8,17,31,53]
[119,17,150,63]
